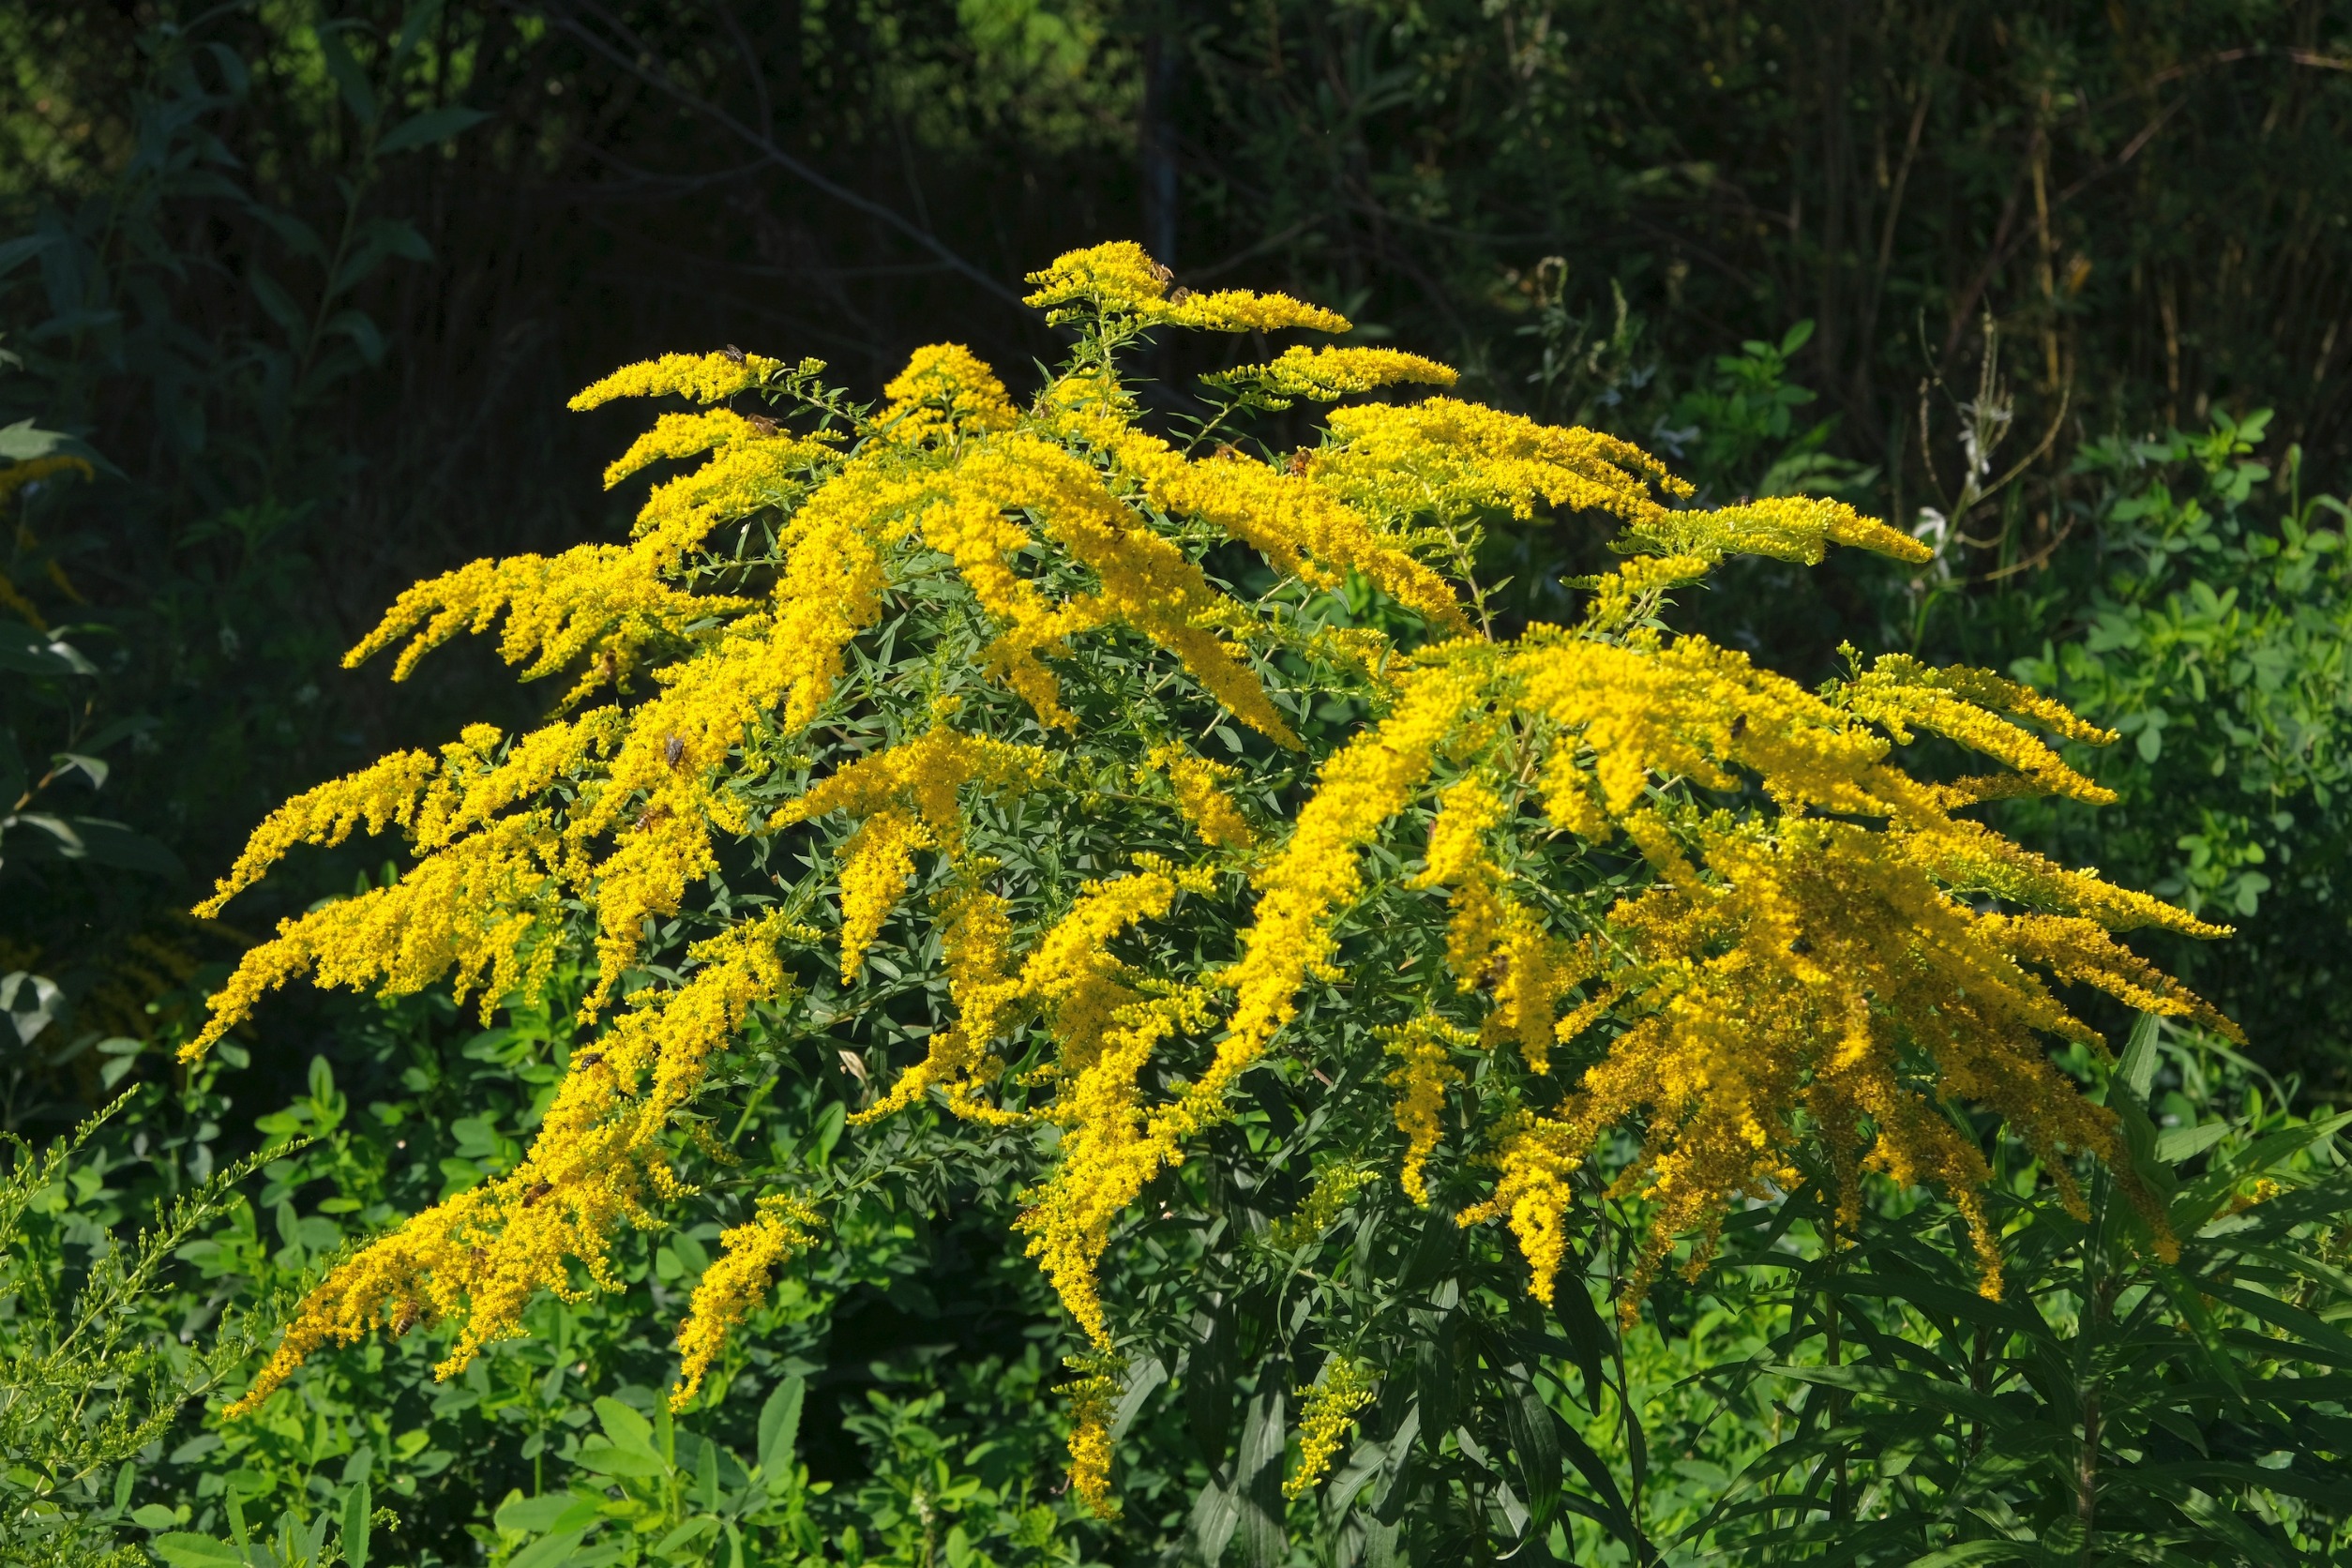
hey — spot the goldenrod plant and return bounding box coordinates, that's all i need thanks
[190,243,2243,1547]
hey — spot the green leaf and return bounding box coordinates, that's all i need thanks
[1187,1298,1237,1466]
[314,23,379,128]
[0,234,57,279]
[695,1432,719,1509]
[651,1515,718,1558]
[1189,1475,1240,1567]
[0,624,97,676]
[575,1440,668,1478]
[0,415,66,459]
[2155,1121,2230,1164]
[376,105,490,157]
[1763,1362,2007,1425]
[1906,1541,2035,1566]
[323,309,384,367]
[341,1479,370,1568]
[1234,1381,1287,1568]
[1112,1352,1168,1440]
[1499,1374,1562,1538]
[52,817,184,876]
[2178,1110,2352,1232]
[505,1528,591,1568]
[131,1505,180,1530]
[495,1494,599,1535]
[52,752,107,791]
[757,1375,805,1479]
[2118,1010,2161,1101]
[150,1534,244,1568]
[390,0,443,64]
[2203,1278,2352,1367]
[594,1395,656,1452]
[249,269,303,336]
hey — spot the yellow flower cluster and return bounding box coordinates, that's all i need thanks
[568,349,788,410]
[1044,370,1469,631]
[1408,776,1599,1072]
[1266,1162,1377,1249]
[1143,743,1257,851]
[852,878,1028,1126]
[224,910,809,1416]
[774,724,1051,978]
[1059,1349,1124,1517]
[0,452,94,512]
[197,243,2233,1515]
[1023,240,1351,334]
[1,454,96,627]
[604,409,763,488]
[1830,648,2119,805]
[1619,492,1931,569]
[875,341,1018,445]
[1312,398,1692,533]
[1012,876,1211,1348]
[1196,666,1489,1132]
[1382,1017,1470,1205]
[1286,1356,1378,1499]
[347,424,826,703]
[1201,345,1459,404]
[671,1194,822,1406]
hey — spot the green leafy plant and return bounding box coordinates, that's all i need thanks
[1987,413,2352,1076]
[0,1097,272,1567]
[1680,1017,2352,1561]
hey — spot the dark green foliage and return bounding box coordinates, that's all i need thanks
[1997,416,2352,1078]
[1694,1021,2352,1562]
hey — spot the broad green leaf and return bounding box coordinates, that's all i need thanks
[0,415,66,459]
[757,1376,805,1479]
[2154,1121,2230,1164]
[594,1395,657,1452]
[376,105,490,157]
[341,1479,370,1568]
[1234,1381,1286,1568]
[1112,1352,1168,1440]
[505,1528,591,1568]
[575,1440,668,1478]
[651,1515,719,1557]
[494,1494,599,1535]
[150,1535,244,1568]
[314,23,378,128]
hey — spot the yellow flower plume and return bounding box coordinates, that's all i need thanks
[192,245,2232,1519]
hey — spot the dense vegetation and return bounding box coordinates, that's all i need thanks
[8,4,2352,1565]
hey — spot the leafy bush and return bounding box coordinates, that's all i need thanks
[1998,414,2352,1075]
[143,241,2348,1564]
[0,1097,267,1568]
